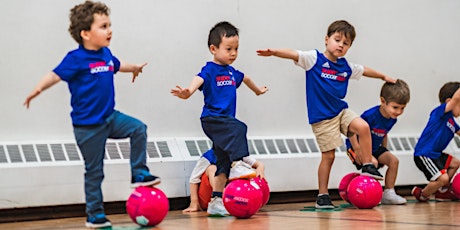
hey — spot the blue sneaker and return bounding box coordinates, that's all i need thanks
[131,174,161,188]
[85,213,111,228]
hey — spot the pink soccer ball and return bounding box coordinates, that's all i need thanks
[251,177,270,206]
[126,186,169,226]
[451,173,460,199]
[338,172,361,203]
[223,179,263,218]
[347,175,382,209]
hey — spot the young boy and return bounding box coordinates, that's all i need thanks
[411,82,460,202]
[24,1,160,228]
[183,149,265,213]
[346,79,410,205]
[257,20,396,209]
[171,21,268,216]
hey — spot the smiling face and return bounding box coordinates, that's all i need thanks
[380,99,407,119]
[324,32,352,62]
[210,35,239,65]
[80,13,112,50]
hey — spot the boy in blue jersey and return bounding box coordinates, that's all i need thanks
[171,21,268,216]
[257,20,396,209]
[411,82,460,202]
[346,79,410,205]
[24,1,160,228]
[183,149,265,213]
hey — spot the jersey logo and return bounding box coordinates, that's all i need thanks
[447,118,456,133]
[322,62,330,68]
[89,61,114,74]
[216,75,236,87]
[371,128,387,137]
[320,68,346,82]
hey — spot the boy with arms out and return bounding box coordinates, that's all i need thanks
[346,79,410,205]
[183,149,265,213]
[411,82,460,202]
[24,1,160,228]
[257,20,395,209]
[172,21,268,216]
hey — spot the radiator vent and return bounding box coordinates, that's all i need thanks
[0,141,173,165]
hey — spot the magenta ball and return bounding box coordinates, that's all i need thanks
[347,175,382,209]
[251,177,270,206]
[126,186,169,226]
[223,179,263,218]
[451,173,460,199]
[338,172,361,203]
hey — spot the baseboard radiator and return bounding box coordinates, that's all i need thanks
[1,135,459,209]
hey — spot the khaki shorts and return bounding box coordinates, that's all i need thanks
[311,109,359,152]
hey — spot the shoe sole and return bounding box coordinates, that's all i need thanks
[314,204,335,209]
[130,178,161,188]
[381,200,407,205]
[361,172,383,180]
[228,172,257,181]
[85,222,112,228]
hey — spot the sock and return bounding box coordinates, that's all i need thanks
[318,193,328,197]
[212,192,223,198]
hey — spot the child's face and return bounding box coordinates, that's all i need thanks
[81,13,112,50]
[380,100,406,119]
[324,32,352,61]
[210,35,239,65]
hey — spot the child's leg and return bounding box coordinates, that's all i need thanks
[108,111,149,176]
[377,152,399,189]
[348,117,372,163]
[74,125,109,218]
[318,149,335,194]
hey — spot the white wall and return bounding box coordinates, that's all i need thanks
[1,0,459,142]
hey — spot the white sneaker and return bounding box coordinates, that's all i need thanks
[228,160,256,181]
[381,189,407,205]
[207,197,229,216]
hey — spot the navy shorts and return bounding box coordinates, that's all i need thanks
[414,153,452,181]
[201,116,249,177]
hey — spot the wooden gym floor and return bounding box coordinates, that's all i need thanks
[1,197,459,230]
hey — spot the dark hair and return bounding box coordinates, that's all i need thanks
[439,82,460,103]
[68,1,110,44]
[208,21,239,48]
[380,79,410,105]
[327,20,356,44]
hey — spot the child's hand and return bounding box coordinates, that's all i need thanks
[256,167,265,179]
[256,49,276,56]
[171,86,192,99]
[383,76,397,83]
[24,90,41,109]
[131,62,148,83]
[256,86,269,96]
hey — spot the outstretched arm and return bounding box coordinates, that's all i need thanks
[119,61,148,83]
[256,49,299,62]
[363,66,396,83]
[171,76,204,99]
[243,76,268,96]
[24,72,61,109]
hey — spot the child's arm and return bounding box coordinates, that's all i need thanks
[243,76,268,96]
[183,183,202,213]
[363,66,396,83]
[256,49,299,62]
[252,160,265,179]
[445,87,460,113]
[24,72,61,109]
[118,61,148,83]
[171,76,204,99]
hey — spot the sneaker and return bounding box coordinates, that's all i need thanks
[434,186,458,202]
[346,148,363,170]
[228,161,257,181]
[381,189,407,205]
[411,186,429,202]
[207,197,229,217]
[361,164,383,180]
[131,174,161,188]
[85,213,111,228]
[315,194,335,209]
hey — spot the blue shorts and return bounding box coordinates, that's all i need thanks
[201,116,249,177]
